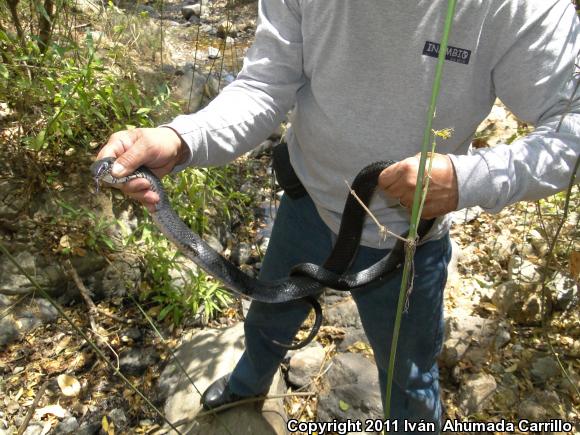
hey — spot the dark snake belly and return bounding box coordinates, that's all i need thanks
[91,158,434,348]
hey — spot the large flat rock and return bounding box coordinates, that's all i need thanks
[158,323,287,435]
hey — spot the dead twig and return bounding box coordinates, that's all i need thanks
[194,391,316,419]
[17,379,50,435]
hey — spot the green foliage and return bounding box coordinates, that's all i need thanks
[1,31,173,156]
[0,0,255,327]
[129,165,253,325]
[54,200,117,255]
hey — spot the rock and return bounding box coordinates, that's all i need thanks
[0,294,11,306]
[549,272,578,311]
[158,323,287,435]
[530,356,560,385]
[169,257,198,288]
[493,328,511,349]
[208,46,220,59]
[491,229,513,263]
[440,310,496,367]
[0,102,14,121]
[0,318,19,346]
[54,416,79,434]
[325,298,362,329]
[119,347,159,376]
[492,282,518,313]
[322,289,350,305]
[174,64,219,111]
[317,353,382,423]
[459,373,497,415]
[493,386,518,408]
[22,423,45,435]
[528,229,549,256]
[15,315,42,334]
[31,298,59,322]
[0,251,36,293]
[287,343,326,388]
[231,242,252,266]
[108,408,128,430]
[181,4,201,20]
[508,257,540,283]
[135,4,156,16]
[71,0,102,14]
[492,281,542,325]
[517,399,548,421]
[450,207,483,224]
[99,257,141,299]
[217,20,238,38]
[120,327,142,344]
[76,421,101,435]
[338,328,370,352]
[188,15,200,25]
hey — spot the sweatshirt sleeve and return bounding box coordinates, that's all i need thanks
[449,0,580,212]
[164,0,304,171]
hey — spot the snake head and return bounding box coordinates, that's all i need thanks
[90,157,116,193]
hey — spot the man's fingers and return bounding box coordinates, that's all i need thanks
[97,130,147,177]
[377,162,401,191]
[121,178,151,194]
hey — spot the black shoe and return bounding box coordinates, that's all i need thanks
[201,373,266,411]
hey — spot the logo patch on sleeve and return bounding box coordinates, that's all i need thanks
[422,41,471,65]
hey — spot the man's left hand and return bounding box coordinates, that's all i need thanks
[378,153,459,219]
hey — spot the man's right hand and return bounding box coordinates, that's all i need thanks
[96,127,187,212]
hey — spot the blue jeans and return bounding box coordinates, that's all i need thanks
[228,194,451,431]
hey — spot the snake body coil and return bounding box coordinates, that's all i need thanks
[92,157,434,348]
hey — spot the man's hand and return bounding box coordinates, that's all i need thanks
[96,127,187,212]
[378,153,458,219]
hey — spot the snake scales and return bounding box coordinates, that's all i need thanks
[91,157,434,349]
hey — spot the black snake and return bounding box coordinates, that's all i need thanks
[91,157,434,349]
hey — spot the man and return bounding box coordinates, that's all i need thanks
[97,0,580,430]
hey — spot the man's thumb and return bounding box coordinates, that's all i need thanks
[111,142,145,177]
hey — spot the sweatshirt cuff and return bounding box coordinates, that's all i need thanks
[448,152,497,210]
[159,116,204,173]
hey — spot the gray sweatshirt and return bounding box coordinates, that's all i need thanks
[166,0,580,248]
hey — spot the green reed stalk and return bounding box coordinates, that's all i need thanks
[384,0,457,423]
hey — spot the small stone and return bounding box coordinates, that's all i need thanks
[493,327,511,349]
[493,386,518,408]
[0,318,19,346]
[217,20,238,38]
[317,353,382,422]
[54,416,79,434]
[492,229,513,263]
[33,298,59,322]
[23,423,44,435]
[549,272,578,311]
[108,408,128,430]
[15,316,42,333]
[530,356,560,384]
[324,299,361,328]
[287,344,326,387]
[135,4,156,16]
[120,327,142,343]
[77,421,101,435]
[207,46,220,59]
[450,207,483,224]
[181,4,201,20]
[231,243,252,266]
[518,399,549,420]
[459,373,497,415]
[188,15,200,25]
[119,347,159,375]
